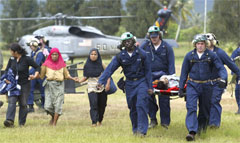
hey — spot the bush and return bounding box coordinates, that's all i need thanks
[178,26,203,42]
[163,21,178,39]
[220,42,237,55]
[0,42,8,50]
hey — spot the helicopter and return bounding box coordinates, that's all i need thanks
[18,24,122,62]
[0,7,178,62]
[4,13,132,62]
[0,6,178,94]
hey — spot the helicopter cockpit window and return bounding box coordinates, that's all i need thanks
[69,27,106,38]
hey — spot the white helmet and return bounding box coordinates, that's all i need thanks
[205,33,218,46]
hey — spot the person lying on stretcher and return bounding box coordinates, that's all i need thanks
[153,74,180,90]
[152,74,188,97]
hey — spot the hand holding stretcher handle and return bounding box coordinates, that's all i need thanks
[218,79,227,89]
[178,89,185,98]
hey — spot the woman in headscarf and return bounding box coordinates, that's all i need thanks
[78,48,110,127]
[39,48,77,126]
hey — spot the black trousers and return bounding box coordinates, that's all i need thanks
[6,82,30,126]
[88,91,107,124]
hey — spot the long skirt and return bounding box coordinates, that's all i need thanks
[44,80,64,115]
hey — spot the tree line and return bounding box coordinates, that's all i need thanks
[0,0,239,45]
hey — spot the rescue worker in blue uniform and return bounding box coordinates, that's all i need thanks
[28,38,45,112]
[205,33,240,128]
[179,34,227,141]
[35,35,51,56]
[98,32,153,136]
[231,43,240,114]
[140,26,175,129]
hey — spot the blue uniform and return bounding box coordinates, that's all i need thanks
[179,49,227,133]
[209,46,240,127]
[28,48,45,106]
[140,40,175,126]
[231,47,240,112]
[98,47,152,135]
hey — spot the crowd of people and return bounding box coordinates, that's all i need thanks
[0,27,240,141]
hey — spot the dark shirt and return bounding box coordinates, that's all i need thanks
[140,40,175,74]
[5,55,40,85]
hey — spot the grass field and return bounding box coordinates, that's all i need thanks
[0,43,240,143]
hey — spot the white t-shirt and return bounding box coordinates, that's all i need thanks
[127,52,133,57]
[154,43,161,51]
[197,52,203,59]
[160,74,180,88]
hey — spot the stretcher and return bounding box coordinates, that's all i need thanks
[153,83,187,99]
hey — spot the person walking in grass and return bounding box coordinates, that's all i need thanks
[205,33,240,128]
[179,34,227,141]
[98,32,153,136]
[39,48,77,126]
[4,43,40,127]
[77,48,110,127]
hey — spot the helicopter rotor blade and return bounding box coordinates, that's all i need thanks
[0,17,56,21]
[23,20,54,31]
[171,14,180,24]
[168,0,177,9]
[152,0,164,8]
[0,14,134,22]
[66,15,134,20]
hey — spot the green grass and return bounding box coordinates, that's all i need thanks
[0,93,240,143]
[0,42,240,142]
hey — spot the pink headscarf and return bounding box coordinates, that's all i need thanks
[42,48,66,70]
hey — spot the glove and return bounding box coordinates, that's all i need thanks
[179,89,185,98]
[218,79,227,88]
[117,77,125,93]
[148,89,153,95]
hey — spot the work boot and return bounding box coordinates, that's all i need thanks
[28,104,35,113]
[186,133,195,141]
[134,131,146,138]
[148,119,158,129]
[209,124,219,129]
[0,100,3,108]
[4,120,14,128]
[161,124,169,129]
